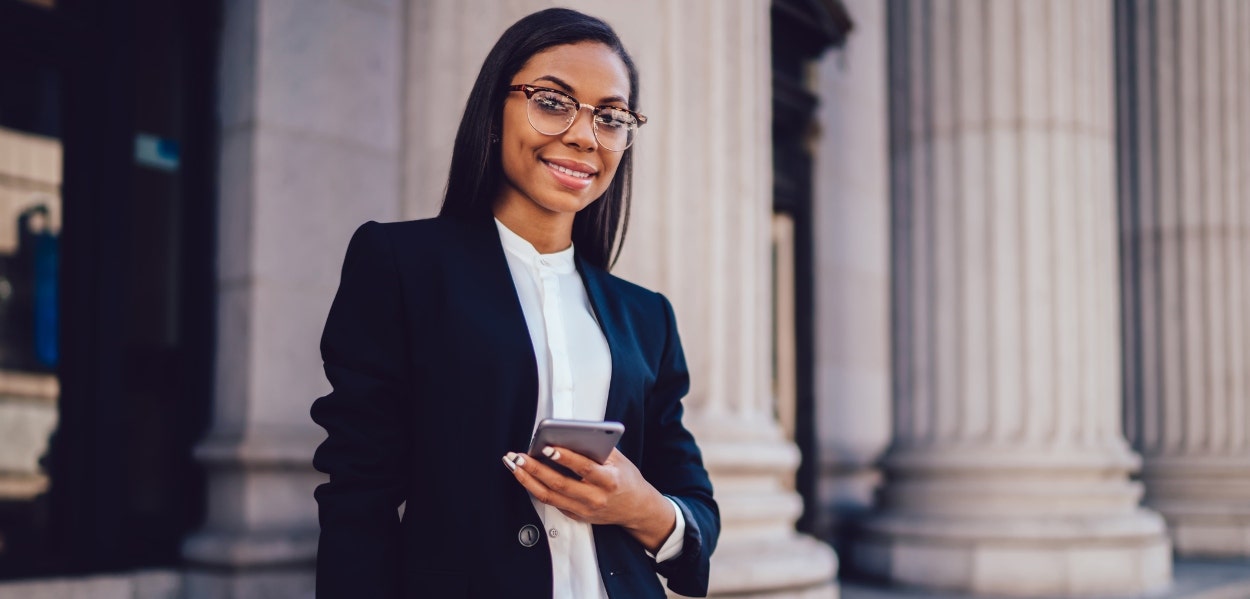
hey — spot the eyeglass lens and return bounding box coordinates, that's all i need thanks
[526,89,637,151]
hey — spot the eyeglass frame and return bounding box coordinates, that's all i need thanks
[506,84,648,151]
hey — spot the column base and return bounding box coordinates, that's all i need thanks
[693,419,840,598]
[854,511,1171,597]
[855,446,1173,596]
[183,567,314,599]
[182,432,323,568]
[1164,516,1250,558]
[704,534,839,598]
[1143,456,1250,558]
[707,581,837,599]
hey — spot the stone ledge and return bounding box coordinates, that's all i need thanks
[842,558,1250,599]
[193,433,323,468]
[861,510,1169,542]
[182,528,319,568]
[698,581,839,599]
[854,512,1172,597]
[0,370,57,401]
[0,472,48,499]
[1167,518,1250,558]
[0,570,180,599]
[707,534,839,596]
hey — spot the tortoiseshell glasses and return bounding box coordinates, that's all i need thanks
[507,84,647,152]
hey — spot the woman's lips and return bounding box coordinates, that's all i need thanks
[543,158,595,191]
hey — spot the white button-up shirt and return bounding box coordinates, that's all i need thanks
[495,219,685,599]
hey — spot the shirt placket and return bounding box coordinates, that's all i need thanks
[537,259,574,419]
[535,258,577,599]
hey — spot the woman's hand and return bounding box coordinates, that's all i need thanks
[504,447,676,553]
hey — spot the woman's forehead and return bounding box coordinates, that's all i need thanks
[516,42,631,102]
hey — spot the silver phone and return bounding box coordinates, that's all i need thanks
[528,419,624,477]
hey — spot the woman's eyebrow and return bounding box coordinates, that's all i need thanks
[533,75,628,106]
[534,75,575,93]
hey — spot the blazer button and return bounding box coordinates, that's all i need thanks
[518,524,540,547]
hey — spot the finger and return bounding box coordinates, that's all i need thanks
[506,453,568,508]
[542,445,604,483]
[558,508,586,522]
[521,450,591,498]
[603,447,631,466]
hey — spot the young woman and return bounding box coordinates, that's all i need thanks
[311,8,718,599]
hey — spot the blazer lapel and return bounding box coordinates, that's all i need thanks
[456,214,540,452]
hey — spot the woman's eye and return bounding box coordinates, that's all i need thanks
[596,111,634,130]
[534,95,573,114]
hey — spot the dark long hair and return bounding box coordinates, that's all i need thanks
[438,8,639,270]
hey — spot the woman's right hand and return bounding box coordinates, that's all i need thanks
[504,447,676,552]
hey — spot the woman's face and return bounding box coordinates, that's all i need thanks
[496,42,632,221]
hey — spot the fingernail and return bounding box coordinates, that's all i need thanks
[550,450,562,460]
[514,455,526,467]
[501,456,517,472]
[541,446,555,457]
[506,452,517,461]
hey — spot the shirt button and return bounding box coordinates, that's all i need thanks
[549,528,559,538]
[540,258,550,266]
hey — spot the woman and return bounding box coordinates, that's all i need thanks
[311,8,718,599]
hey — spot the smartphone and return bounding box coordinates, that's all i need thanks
[528,419,625,478]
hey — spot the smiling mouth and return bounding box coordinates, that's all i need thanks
[543,159,595,179]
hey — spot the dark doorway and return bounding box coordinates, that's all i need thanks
[769,0,851,538]
[0,0,217,578]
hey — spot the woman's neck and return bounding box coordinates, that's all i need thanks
[492,200,575,254]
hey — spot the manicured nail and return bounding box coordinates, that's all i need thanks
[550,450,561,460]
[542,446,555,457]
[506,452,518,461]
[502,455,517,472]
[514,455,526,467]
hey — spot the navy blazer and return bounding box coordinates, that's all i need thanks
[311,215,719,598]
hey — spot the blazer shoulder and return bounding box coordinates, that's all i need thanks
[362,215,452,246]
[352,215,491,259]
[588,265,677,331]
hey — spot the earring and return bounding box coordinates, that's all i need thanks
[489,133,500,144]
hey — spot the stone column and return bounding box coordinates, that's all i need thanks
[1117,0,1250,558]
[183,0,403,596]
[854,1,1171,596]
[618,1,840,595]
[809,0,892,547]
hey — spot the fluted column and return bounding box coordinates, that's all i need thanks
[184,0,404,596]
[1117,0,1250,558]
[616,1,839,596]
[855,1,1171,596]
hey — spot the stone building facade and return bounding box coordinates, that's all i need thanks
[0,0,1246,598]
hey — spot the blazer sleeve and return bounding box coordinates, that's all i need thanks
[310,221,411,599]
[643,293,720,597]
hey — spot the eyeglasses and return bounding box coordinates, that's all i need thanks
[507,84,647,152]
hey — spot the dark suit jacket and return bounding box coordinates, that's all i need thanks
[311,215,719,598]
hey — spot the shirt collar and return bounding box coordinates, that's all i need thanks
[494,217,576,274]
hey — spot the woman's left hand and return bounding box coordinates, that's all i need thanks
[504,447,676,552]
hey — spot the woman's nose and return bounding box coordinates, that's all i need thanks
[561,106,599,151]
